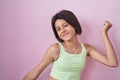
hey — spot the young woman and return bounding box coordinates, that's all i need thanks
[23,10,118,80]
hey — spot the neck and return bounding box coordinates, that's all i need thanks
[62,36,80,50]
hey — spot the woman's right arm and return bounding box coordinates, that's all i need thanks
[23,43,59,80]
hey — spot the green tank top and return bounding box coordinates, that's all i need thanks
[50,42,86,80]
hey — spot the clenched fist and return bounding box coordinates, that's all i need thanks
[102,21,112,32]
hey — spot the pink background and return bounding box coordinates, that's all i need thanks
[0,0,120,80]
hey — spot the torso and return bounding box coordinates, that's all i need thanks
[52,43,89,61]
[49,42,89,80]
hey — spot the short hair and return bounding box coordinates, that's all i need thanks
[51,10,82,42]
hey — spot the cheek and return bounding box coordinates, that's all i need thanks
[56,31,61,37]
[70,27,76,33]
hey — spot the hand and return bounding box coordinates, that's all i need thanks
[102,21,112,33]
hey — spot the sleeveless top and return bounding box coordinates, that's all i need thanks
[50,42,87,80]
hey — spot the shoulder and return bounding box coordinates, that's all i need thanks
[48,43,60,53]
[83,43,96,55]
[83,43,92,48]
[46,43,60,60]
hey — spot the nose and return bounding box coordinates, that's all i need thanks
[61,27,66,33]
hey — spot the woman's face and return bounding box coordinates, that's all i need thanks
[55,19,76,42]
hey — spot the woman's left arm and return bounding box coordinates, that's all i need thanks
[87,21,118,67]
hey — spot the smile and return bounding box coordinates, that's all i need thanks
[62,32,70,37]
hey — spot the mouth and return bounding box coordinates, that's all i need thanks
[61,32,70,37]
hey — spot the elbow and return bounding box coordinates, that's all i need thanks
[112,63,118,67]
[109,62,118,67]
[107,58,118,67]
[110,65,118,67]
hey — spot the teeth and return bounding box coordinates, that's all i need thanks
[63,32,69,37]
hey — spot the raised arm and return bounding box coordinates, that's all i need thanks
[23,43,59,80]
[86,21,118,67]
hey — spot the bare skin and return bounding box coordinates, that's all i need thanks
[23,20,118,80]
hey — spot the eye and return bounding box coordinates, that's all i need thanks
[63,24,68,27]
[56,27,60,31]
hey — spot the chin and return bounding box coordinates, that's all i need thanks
[63,38,73,42]
[61,36,73,41]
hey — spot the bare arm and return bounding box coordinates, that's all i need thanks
[87,21,118,67]
[23,43,59,80]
